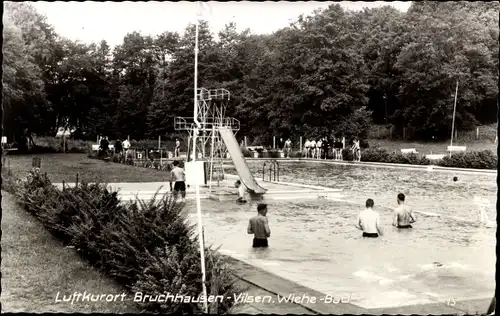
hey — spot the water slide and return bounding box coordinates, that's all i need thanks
[218,127,267,194]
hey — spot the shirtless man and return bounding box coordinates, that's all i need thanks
[248,204,271,247]
[356,199,384,238]
[170,160,186,202]
[309,139,316,158]
[283,138,292,158]
[303,139,310,158]
[351,139,361,162]
[316,138,322,159]
[174,138,181,158]
[392,193,416,229]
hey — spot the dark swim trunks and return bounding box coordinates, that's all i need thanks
[397,225,413,229]
[252,238,268,248]
[174,181,186,192]
[362,232,379,238]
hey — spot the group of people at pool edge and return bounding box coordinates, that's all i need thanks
[277,136,361,161]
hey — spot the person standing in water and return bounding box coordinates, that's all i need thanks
[356,199,384,238]
[248,204,271,247]
[235,180,247,204]
[392,193,416,228]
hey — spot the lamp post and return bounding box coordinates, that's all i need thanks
[383,93,388,125]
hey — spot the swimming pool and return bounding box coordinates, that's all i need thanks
[185,162,496,309]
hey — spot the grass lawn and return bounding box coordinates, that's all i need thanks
[4,153,170,183]
[1,191,140,313]
[366,139,496,154]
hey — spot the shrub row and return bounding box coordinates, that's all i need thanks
[359,147,497,169]
[9,169,239,314]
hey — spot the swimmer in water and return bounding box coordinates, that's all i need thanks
[475,196,495,228]
[392,193,416,229]
[355,199,384,238]
[248,204,271,247]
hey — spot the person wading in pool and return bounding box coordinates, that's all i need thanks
[355,199,384,238]
[235,180,247,204]
[248,204,271,247]
[392,193,416,229]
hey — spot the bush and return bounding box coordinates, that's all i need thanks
[356,147,495,169]
[240,147,252,158]
[342,148,354,161]
[289,151,304,158]
[32,136,91,153]
[13,170,240,314]
[264,149,283,158]
[357,147,390,162]
[438,150,497,169]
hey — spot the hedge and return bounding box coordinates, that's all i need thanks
[255,148,496,170]
[8,168,240,314]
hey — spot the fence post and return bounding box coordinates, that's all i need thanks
[158,135,161,150]
[244,136,247,148]
[476,127,479,140]
[299,136,302,153]
[273,136,276,149]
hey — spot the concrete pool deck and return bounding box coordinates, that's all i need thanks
[53,174,344,203]
[227,256,493,315]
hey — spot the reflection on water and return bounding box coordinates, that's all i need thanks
[186,163,496,306]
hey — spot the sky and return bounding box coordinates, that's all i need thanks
[30,1,412,48]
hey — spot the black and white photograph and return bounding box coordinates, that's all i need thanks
[1,1,497,314]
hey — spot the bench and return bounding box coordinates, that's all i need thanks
[246,146,264,158]
[246,146,264,151]
[401,148,418,154]
[447,146,466,152]
[425,154,446,160]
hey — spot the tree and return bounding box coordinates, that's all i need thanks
[393,1,499,139]
[2,9,47,143]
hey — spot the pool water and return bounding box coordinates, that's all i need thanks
[185,162,496,308]
[228,162,497,222]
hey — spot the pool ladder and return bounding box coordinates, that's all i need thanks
[262,160,279,182]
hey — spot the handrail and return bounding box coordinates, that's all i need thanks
[262,160,280,182]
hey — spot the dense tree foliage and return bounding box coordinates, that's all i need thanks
[2,2,498,142]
